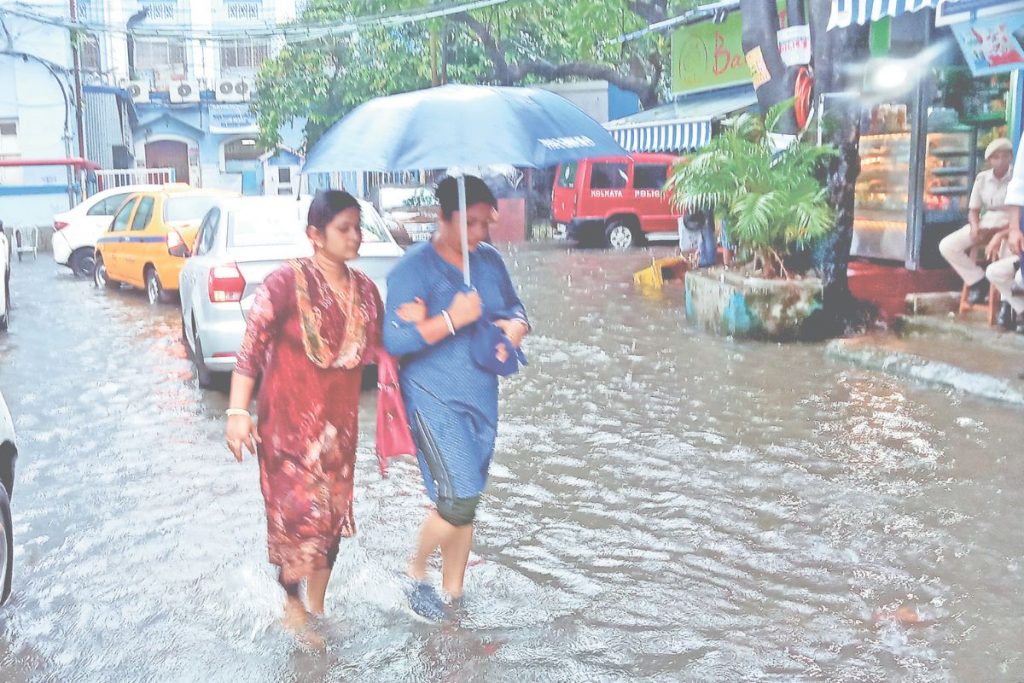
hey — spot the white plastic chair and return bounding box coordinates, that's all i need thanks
[13,226,38,261]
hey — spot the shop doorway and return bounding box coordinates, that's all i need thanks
[145,140,189,185]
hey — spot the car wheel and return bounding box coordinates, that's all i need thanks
[0,484,12,606]
[192,331,214,389]
[145,267,171,305]
[69,248,96,278]
[94,255,118,290]
[605,220,638,250]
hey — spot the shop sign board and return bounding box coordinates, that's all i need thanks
[778,25,811,66]
[951,14,1024,75]
[936,0,1024,25]
[671,12,751,95]
[209,103,258,134]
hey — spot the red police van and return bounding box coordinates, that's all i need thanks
[552,152,682,249]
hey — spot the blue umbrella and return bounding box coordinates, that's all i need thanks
[303,83,626,285]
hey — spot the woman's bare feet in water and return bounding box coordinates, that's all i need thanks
[283,597,325,650]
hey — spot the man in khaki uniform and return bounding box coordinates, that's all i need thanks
[938,138,1014,304]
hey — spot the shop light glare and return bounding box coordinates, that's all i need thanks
[872,61,910,91]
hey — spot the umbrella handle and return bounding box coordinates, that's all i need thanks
[457,173,471,288]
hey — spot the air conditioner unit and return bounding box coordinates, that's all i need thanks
[216,78,251,103]
[123,80,151,104]
[170,80,201,104]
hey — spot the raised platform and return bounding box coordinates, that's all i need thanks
[848,260,961,321]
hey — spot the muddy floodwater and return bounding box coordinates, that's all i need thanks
[0,247,1021,681]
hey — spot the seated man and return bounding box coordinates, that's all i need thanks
[938,138,1014,304]
[983,226,1022,329]
[989,139,1024,333]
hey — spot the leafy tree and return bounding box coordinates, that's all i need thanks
[253,0,701,150]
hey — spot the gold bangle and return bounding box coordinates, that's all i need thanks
[225,408,250,418]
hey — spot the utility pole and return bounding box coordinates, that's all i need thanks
[69,0,88,197]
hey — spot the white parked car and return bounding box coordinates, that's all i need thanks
[52,184,160,277]
[0,390,17,606]
[178,196,405,387]
[0,228,10,332]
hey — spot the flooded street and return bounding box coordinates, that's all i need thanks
[0,245,1021,681]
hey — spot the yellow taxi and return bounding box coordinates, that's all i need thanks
[93,185,234,304]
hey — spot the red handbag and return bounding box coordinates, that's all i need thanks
[375,350,416,477]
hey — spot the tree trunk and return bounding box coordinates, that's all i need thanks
[740,0,875,337]
[807,0,876,336]
[740,0,799,134]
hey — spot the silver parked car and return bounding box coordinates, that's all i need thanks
[178,196,404,387]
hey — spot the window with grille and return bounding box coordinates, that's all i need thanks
[219,39,269,71]
[135,38,187,72]
[142,1,177,21]
[0,120,21,184]
[225,1,261,20]
[77,0,98,21]
[80,34,101,72]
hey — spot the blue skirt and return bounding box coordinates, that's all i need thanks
[403,378,497,502]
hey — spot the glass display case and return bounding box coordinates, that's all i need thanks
[923,129,973,226]
[852,129,974,262]
[852,132,911,261]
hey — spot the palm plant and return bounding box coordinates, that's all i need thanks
[666,102,837,279]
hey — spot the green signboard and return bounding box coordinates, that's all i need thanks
[671,12,752,95]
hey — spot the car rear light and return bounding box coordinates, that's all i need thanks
[208,263,246,303]
[54,220,69,231]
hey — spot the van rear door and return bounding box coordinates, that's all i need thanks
[551,162,578,226]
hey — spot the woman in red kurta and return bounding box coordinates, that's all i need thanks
[225,190,383,643]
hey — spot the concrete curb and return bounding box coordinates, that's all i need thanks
[826,338,1024,406]
[897,314,1024,352]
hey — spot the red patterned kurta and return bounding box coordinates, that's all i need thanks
[235,258,383,584]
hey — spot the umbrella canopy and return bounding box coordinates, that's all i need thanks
[303,83,628,287]
[302,83,627,173]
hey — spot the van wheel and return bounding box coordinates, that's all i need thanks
[145,267,172,305]
[1,484,13,606]
[69,248,96,278]
[605,221,638,250]
[94,255,118,289]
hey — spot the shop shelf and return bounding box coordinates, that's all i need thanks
[929,167,971,177]
[928,187,970,196]
[856,208,907,220]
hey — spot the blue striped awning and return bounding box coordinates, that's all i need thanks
[828,0,935,29]
[607,120,713,154]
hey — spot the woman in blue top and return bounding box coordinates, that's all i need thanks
[384,176,529,621]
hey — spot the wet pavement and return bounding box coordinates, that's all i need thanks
[0,245,1021,682]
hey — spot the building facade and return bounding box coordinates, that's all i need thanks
[0,0,304,227]
[81,0,302,193]
[0,5,86,226]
